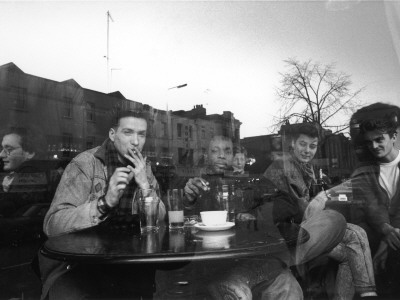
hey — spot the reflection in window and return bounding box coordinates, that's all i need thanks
[162,122,167,137]
[234,128,240,143]
[63,97,73,118]
[188,149,194,165]
[222,127,228,137]
[177,123,182,138]
[162,147,169,156]
[10,126,26,135]
[86,102,95,122]
[178,147,184,164]
[86,136,95,150]
[11,86,27,110]
[62,132,72,156]
[144,119,153,138]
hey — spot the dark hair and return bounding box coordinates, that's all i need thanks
[234,146,247,157]
[360,119,398,137]
[292,123,320,142]
[1,127,47,158]
[352,102,399,136]
[350,102,400,161]
[113,110,148,129]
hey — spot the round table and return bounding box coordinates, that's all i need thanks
[41,221,308,264]
[41,220,308,299]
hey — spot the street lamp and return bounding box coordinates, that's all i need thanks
[168,83,187,90]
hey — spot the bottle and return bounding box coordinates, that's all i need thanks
[220,184,236,223]
[220,185,230,222]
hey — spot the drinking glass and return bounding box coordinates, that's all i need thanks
[138,189,160,233]
[169,229,185,252]
[167,189,184,229]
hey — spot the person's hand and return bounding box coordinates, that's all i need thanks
[373,241,388,273]
[383,225,400,250]
[236,213,256,221]
[124,148,149,189]
[184,177,209,202]
[303,191,328,220]
[105,167,134,207]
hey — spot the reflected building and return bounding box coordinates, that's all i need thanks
[0,62,241,169]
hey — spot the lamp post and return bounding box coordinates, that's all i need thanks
[166,83,188,163]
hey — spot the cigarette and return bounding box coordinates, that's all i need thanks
[199,179,209,190]
[199,179,207,187]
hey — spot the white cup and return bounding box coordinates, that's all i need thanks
[200,211,227,226]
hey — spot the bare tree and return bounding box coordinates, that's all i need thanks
[271,58,364,134]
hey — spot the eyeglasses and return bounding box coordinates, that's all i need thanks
[0,146,21,156]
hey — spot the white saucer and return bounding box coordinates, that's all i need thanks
[194,222,235,231]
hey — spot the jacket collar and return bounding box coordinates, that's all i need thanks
[93,139,108,164]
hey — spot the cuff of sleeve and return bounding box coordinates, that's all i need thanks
[90,199,107,224]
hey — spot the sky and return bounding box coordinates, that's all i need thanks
[1,0,400,138]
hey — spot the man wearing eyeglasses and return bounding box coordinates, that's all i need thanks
[0,128,48,217]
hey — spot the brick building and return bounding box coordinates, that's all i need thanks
[0,62,241,168]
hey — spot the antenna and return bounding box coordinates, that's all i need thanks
[106,11,114,92]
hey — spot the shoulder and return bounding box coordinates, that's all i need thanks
[65,147,103,172]
[72,147,100,163]
[351,161,379,178]
[264,155,296,177]
[264,159,284,175]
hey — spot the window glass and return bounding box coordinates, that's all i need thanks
[1,1,400,299]
[63,97,72,118]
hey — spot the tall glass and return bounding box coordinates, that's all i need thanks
[167,189,184,229]
[138,189,160,233]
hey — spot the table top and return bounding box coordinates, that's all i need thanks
[41,221,309,264]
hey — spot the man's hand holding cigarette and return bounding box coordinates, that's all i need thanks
[184,177,210,202]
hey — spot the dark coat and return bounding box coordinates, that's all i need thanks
[351,161,400,235]
[0,159,51,217]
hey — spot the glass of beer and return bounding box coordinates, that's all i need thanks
[167,189,184,229]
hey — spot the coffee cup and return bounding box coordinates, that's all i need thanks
[200,211,227,226]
